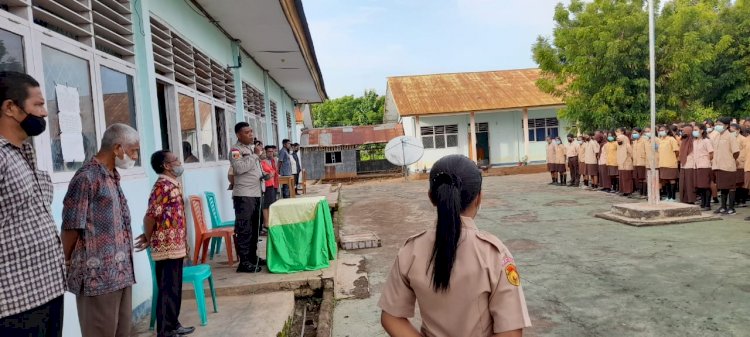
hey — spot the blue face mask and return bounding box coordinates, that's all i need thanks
[577,140,583,144]
[644,132,652,139]
[692,131,700,138]
[607,136,615,142]
[715,125,725,133]
[658,131,667,137]
[632,133,640,140]
[556,140,562,145]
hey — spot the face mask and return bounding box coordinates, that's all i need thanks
[715,125,725,133]
[658,131,667,137]
[692,131,700,138]
[15,110,47,137]
[115,150,136,170]
[607,136,615,142]
[556,140,562,145]
[644,132,652,139]
[632,133,640,140]
[577,140,583,144]
[172,164,184,177]
[707,127,714,133]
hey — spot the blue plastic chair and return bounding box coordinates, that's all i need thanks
[147,249,219,329]
[204,192,235,259]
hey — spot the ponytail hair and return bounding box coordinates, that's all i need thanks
[428,155,482,292]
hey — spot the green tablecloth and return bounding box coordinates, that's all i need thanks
[267,196,337,273]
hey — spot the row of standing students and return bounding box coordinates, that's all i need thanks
[546,117,750,217]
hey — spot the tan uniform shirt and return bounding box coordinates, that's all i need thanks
[584,140,599,165]
[709,130,720,140]
[566,141,580,158]
[736,134,746,170]
[616,136,633,170]
[632,138,647,167]
[605,142,618,166]
[743,137,750,171]
[577,141,586,162]
[597,143,607,165]
[693,138,713,169]
[645,138,659,168]
[657,137,679,169]
[379,217,531,336]
[546,143,557,164]
[229,142,262,197]
[555,144,566,164]
[711,131,740,172]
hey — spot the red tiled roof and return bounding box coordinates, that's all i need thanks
[300,123,404,148]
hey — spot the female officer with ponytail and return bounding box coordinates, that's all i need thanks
[378,155,531,337]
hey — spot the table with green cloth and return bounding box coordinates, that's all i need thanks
[267,196,337,273]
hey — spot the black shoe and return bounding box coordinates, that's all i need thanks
[256,258,267,266]
[713,197,720,203]
[174,326,195,335]
[714,208,727,214]
[702,207,711,211]
[237,264,262,273]
[548,182,557,185]
[725,209,737,215]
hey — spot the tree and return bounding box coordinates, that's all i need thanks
[312,90,385,127]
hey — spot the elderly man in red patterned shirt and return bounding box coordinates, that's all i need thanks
[135,150,194,337]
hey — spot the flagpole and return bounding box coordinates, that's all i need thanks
[647,0,659,205]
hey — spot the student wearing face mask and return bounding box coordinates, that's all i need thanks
[604,131,619,193]
[61,124,141,336]
[710,117,740,215]
[554,137,567,186]
[692,125,714,210]
[545,137,558,185]
[730,124,748,208]
[596,131,612,192]
[583,133,600,190]
[631,128,647,198]
[616,128,634,196]
[678,125,697,204]
[657,125,680,201]
[565,134,580,187]
[576,135,587,187]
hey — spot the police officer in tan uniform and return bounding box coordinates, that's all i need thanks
[229,122,264,272]
[379,155,531,337]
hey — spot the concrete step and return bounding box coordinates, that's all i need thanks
[132,291,295,337]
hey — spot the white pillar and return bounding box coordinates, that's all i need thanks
[469,112,477,162]
[523,108,530,162]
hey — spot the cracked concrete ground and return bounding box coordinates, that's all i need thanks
[332,173,750,337]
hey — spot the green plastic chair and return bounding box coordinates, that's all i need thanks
[147,249,219,329]
[204,192,235,259]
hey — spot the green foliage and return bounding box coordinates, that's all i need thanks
[533,0,750,132]
[312,90,385,127]
[358,143,386,161]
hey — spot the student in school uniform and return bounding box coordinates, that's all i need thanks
[743,132,750,219]
[616,131,634,196]
[555,137,567,186]
[711,117,741,215]
[546,137,558,185]
[597,131,612,192]
[577,135,587,187]
[693,125,714,211]
[678,125,697,204]
[731,124,748,207]
[657,125,680,201]
[566,134,580,187]
[631,128,647,198]
[584,133,600,190]
[605,131,619,193]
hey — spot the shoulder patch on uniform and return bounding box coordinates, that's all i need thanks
[230,149,241,159]
[505,264,521,286]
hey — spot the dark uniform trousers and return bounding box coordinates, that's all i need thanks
[568,156,580,185]
[232,196,261,265]
[0,295,63,337]
[155,258,184,337]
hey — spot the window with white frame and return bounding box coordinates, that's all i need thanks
[0,29,25,72]
[527,117,559,142]
[421,125,458,149]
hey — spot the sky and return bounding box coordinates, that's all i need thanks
[305,0,568,99]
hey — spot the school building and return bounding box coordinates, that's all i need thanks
[384,69,566,170]
[0,0,325,334]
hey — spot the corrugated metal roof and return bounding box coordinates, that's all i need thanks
[300,123,404,148]
[387,68,564,117]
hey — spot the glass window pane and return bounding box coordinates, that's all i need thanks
[446,134,458,147]
[435,135,446,148]
[42,45,96,173]
[422,136,434,149]
[100,66,136,129]
[179,94,199,163]
[215,108,228,160]
[0,29,25,72]
[198,101,215,162]
[528,128,535,142]
[549,127,559,138]
[535,128,545,141]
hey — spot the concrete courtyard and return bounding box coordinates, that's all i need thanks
[333,173,750,337]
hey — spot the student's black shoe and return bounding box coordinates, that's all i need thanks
[237,264,262,273]
[256,258,267,266]
[713,197,720,203]
[702,207,711,211]
[725,209,737,215]
[174,326,195,335]
[548,182,557,185]
[714,208,727,214]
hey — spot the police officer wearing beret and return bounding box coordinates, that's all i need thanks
[229,122,265,272]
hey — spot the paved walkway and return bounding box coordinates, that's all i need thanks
[333,173,750,337]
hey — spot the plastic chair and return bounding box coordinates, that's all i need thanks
[147,249,218,329]
[204,192,234,259]
[189,195,235,266]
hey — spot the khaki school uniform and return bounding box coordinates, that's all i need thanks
[605,141,619,177]
[566,141,580,183]
[379,216,532,336]
[694,138,714,189]
[658,136,680,180]
[617,135,634,194]
[584,140,599,177]
[711,131,740,190]
[632,138,647,182]
[680,138,697,203]
[577,141,587,176]
[556,143,567,173]
[743,137,750,189]
[546,143,557,172]
[598,142,611,188]
[709,130,720,140]
[735,134,747,187]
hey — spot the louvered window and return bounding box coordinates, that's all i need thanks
[270,100,278,144]
[243,81,265,116]
[420,124,458,149]
[527,117,559,142]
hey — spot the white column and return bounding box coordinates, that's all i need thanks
[469,112,477,162]
[523,108,530,162]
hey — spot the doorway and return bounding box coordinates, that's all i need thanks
[468,123,490,166]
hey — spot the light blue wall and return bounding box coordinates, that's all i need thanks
[528,107,568,162]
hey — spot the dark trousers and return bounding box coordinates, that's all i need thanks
[568,156,580,185]
[293,173,299,187]
[155,258,184,337]
[0,295,63,337]
[233,196,261,265]
[281,184,290,198]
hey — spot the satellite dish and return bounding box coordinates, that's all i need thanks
[385,136,424,174]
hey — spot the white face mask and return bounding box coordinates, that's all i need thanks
[115,150,136,170]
